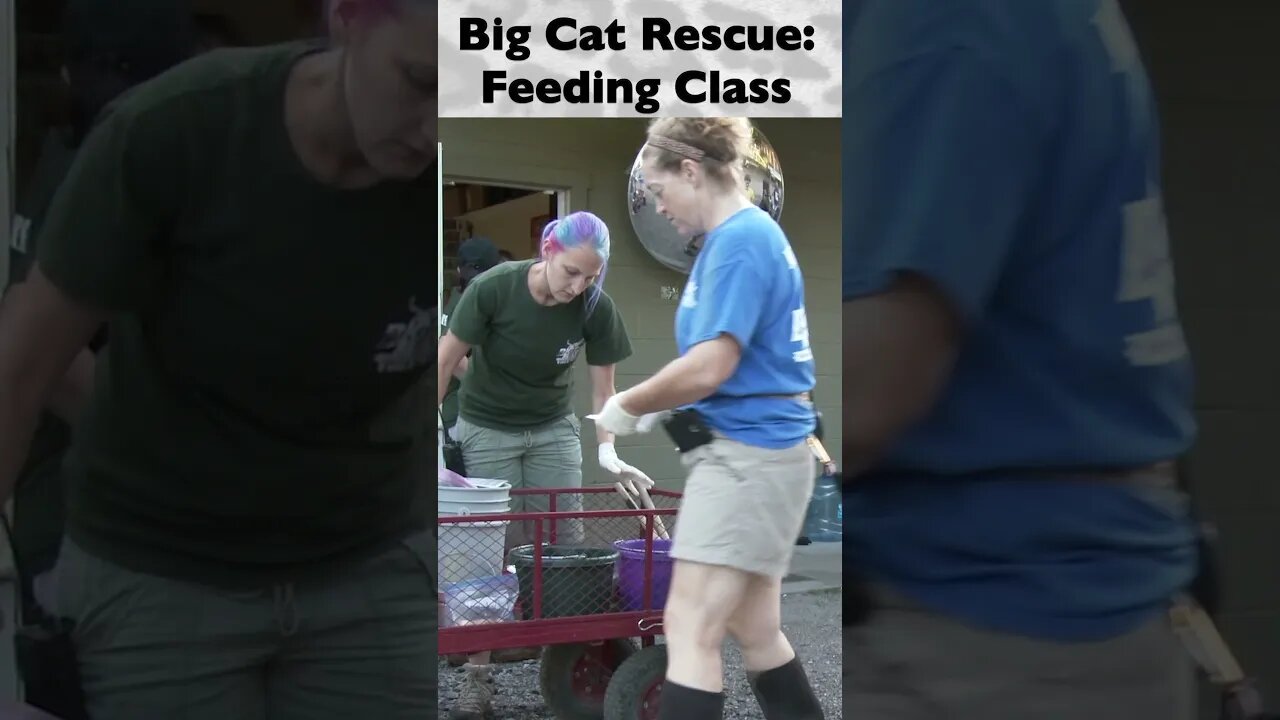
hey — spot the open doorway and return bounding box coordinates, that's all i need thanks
[441,179,561,295]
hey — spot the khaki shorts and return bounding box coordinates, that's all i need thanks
[844,584,1196,720]
[672,435,815,578]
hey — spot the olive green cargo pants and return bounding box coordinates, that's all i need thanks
[42,531,437,720]
[453,414,586,549]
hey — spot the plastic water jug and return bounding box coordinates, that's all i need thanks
[803,473,842,542]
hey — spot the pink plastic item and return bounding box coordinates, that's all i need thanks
[438,467,476,488]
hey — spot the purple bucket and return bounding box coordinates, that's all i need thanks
[613,538,674,611]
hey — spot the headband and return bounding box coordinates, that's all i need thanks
[646,135,726,163]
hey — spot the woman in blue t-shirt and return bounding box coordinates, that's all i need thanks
[593,117,825,720]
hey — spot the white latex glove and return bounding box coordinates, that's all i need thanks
[636,410,671,434]
[587,393,641,436]
[598,442,654,494]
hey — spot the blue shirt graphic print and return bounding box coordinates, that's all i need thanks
[675,206,816,449]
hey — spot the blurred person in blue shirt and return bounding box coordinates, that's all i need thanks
[841,1,1198,718]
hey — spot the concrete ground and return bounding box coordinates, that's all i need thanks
[783,539,842,594]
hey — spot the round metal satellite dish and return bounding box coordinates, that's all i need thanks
[626,127,784,275]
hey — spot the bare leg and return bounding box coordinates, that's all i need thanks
[728,574,824,719]
[657,560,752,719]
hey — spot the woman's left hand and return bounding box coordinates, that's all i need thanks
[598,442,654,494]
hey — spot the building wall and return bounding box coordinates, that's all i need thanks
[1122,1,1280,712]
[438,118,842,490]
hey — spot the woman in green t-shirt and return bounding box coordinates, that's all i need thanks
[0,2,438,718]
[436,211,652,719]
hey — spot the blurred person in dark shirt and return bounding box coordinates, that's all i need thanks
[0,0,438,717]
[5,0,198,624]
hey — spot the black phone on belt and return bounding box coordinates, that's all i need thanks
[662,409,716,453]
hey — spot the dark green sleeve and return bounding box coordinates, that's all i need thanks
[584,291,632,366]
[446,278,493,347]
[34,101,183,312]
[9,132,76,285]
[440,290,461,331]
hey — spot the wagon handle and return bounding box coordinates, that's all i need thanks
[636,486,671,540]
[615,483,670,541]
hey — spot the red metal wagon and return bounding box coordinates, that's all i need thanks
[439,486,680,720]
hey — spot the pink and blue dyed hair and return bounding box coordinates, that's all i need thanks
[332,0,431,26]
[539,211,611,315]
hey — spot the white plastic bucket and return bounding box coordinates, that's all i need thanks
[438,498,512,516]
[438,479,511,504]
[439,519,510,585]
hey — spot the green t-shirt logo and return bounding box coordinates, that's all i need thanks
[555,338,586,365]
[10,214,33,253]
[374,296,434,373]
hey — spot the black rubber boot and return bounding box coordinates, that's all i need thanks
[749,656,826,719]
[657,680,724,719]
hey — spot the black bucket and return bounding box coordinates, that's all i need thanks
[508,545,620,620]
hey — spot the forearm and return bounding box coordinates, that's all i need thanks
[0,270,113,502]
[0,287,43,502]
[837,435,881,482]
[452,355,469,380]
[0,388,43,506]
[842,390,925,480]
[437,362,454,406]
[841,286,959,482]
[621,354,719,416]
[46,347,96,424]
[436,333,472,405]
[592,389,616,446]
[841,358,920,483]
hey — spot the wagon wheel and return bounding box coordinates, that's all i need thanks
[540,639,638,720]
[603,644,667,720]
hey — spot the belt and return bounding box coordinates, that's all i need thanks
[865,461,1177,486]
[701,391,831,472]
[1047,461,1178,488]
[708,391,812,402]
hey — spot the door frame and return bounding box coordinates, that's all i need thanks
[441,176,568,259]
[1,0,15,290]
